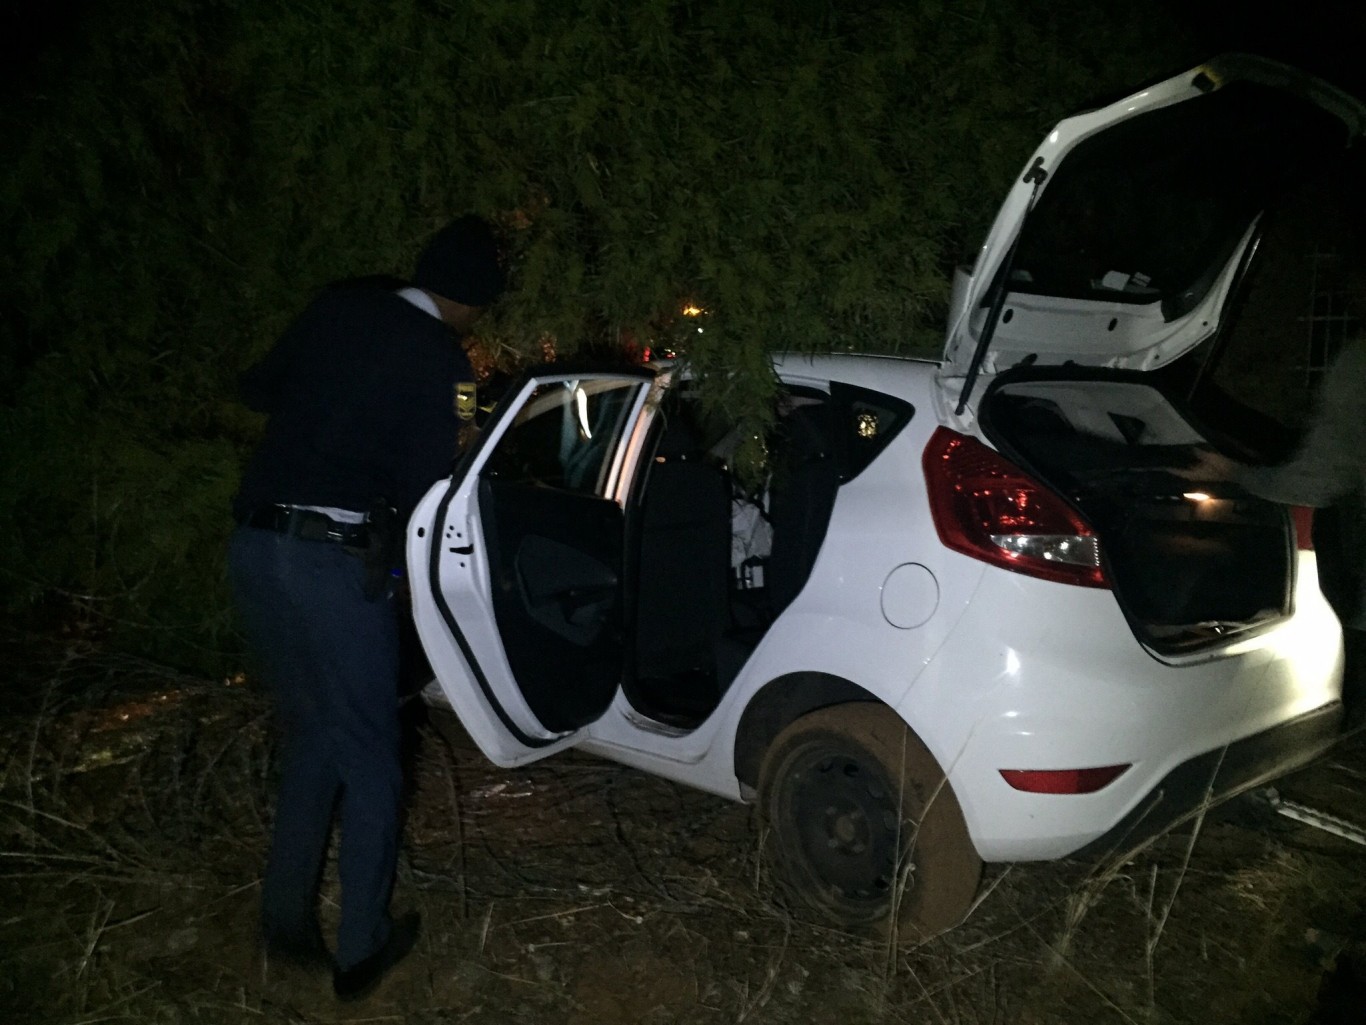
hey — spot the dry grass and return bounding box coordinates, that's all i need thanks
[2,632,1363,1024]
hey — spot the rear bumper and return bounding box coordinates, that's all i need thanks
[907,555,1344,862]
[1072,700,1344,861]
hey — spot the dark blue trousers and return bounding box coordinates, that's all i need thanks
[228,526,402,970]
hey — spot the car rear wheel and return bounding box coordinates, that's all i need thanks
[759,703,981,939]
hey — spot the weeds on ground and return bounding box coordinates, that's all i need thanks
[1,636,1361,1024]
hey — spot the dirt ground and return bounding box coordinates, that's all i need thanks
[2,629,1364,1024]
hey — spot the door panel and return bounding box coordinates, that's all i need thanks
[407,370,659,765]
[479,479,625,732]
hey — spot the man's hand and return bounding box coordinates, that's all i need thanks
[1170,446,1240,483]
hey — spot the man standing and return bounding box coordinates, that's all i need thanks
[1181,339,1366,716]
[228,216,504,1000]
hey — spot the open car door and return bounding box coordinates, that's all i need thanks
[407,368,662,766]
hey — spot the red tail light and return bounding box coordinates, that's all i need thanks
[923,427,1108,588]
[1290,506,1314,552]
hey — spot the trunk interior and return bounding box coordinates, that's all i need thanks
[981,373,1296,655]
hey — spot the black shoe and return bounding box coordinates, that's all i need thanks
[332,912,421,1002]
[262,924,333,972]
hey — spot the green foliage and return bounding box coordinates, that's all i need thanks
[0,0,1194,670]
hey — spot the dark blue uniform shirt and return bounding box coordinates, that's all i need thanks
[233,281,473,523]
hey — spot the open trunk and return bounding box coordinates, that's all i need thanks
[981,372,1296,655]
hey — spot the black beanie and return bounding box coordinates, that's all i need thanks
[413,215,506,307]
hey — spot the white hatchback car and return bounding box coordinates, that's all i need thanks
[408,56,1361,937]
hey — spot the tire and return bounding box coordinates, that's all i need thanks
[758,703,982,940]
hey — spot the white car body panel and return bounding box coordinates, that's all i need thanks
[896,550,1341,860]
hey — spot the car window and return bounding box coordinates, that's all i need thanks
[829,382,915,482]
[482,379,642,496]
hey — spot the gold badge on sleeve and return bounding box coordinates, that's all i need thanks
[455,381,477,422]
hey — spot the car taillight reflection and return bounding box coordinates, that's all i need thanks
[923,427,1108,588]
[1291,506,1314,552]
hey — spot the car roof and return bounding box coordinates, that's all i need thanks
[770,351,940,393]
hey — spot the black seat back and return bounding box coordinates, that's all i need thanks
[766,401,840,615]
[634,414,732,688]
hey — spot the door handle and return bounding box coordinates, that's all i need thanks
[449,544,474,555]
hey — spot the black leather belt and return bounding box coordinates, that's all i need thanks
[242,505,370,547]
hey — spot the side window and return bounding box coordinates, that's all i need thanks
[482,379,643,496]
[829,382,916,482]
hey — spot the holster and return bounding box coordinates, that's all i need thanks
[361,498,400,601]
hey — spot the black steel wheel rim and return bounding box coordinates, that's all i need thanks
[780,742,904,910]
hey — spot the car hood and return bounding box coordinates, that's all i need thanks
[939,55,1366,420]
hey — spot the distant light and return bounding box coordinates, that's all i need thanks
[1183,491,1212,503]
[682,304,703,317]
